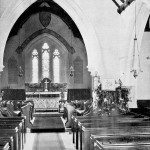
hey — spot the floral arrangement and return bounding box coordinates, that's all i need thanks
[25,82,67,92]
[95,84,130,115]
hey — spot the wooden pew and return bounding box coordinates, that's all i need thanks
[0,117,25,132]
[72,114,150,150]
[71,112,148,143]
[0,141,10,150]
[0,123,23,150]
[0,125,22,150]
[0,117,26,143]
[90,134,150,150]
[0,137,13,150]
[0,117,25,145]
[79,123,150,150]
[71,114,141,146]
[0,127,19,150]
[0,117,25,150]
[88,127,150,150]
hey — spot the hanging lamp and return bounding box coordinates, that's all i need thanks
[130,0,142,78]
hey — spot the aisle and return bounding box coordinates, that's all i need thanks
[23,131,76,150]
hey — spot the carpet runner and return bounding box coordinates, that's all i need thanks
[23,132,76,150]
[32,133,65,150]
[31,113,65,132]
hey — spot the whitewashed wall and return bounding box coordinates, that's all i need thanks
[137,32,150,99]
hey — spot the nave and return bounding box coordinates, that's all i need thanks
[1,93,150,150]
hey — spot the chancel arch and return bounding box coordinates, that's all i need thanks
[0,0,102,75]
[4,7,91,90]
[1,0,93,116]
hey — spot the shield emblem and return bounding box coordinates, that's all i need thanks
[39,11,51,28]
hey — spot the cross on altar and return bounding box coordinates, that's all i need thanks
[44,79,49,92]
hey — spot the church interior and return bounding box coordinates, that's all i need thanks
[1,0,150,149]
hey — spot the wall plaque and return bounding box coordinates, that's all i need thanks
[39,11,51,28]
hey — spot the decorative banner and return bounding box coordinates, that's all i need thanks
[39,11,51,28]
[102,79,116,91]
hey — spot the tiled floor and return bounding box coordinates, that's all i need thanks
[23,131,76,150]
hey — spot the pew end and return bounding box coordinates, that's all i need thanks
[21,103,33,129]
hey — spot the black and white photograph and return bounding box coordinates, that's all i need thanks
[0,0,150,149]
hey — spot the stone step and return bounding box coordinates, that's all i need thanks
[33,112,63,117]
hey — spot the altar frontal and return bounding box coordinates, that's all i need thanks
[25,78,67,111]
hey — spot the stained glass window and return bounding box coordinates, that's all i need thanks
[53,49,60,83]
[31,43,61,83]
[32,49,38,83]
[42,42,50,78]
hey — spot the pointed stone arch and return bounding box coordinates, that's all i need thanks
[16,28,75,54]
[0,0,102,75]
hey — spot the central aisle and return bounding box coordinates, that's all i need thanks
[23,131,76,150]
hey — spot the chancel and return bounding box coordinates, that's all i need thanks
[1,0,150,150]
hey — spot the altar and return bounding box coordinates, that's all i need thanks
[26,92,61,111]
[25,78,67,111]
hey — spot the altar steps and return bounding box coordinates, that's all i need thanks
[33,112,63,117]
[35,108,58,113]
[31,112,65,132]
